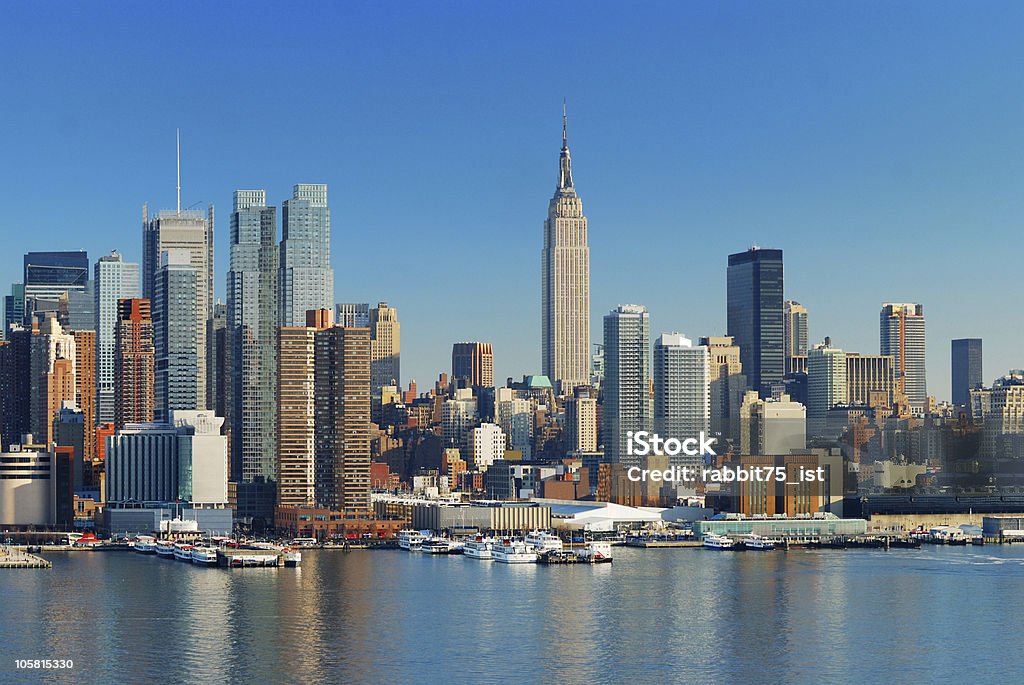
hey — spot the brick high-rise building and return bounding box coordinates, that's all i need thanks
[452,341,494,388]
[315,324,372,518]
[115,298,155,428]
[72,329,96,462]
[30,314,77,446]
[276,309,332,509]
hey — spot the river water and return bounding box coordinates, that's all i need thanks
[2,544,1022,683]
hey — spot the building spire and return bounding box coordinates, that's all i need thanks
[558,101,574,190]
[562,99,568,150]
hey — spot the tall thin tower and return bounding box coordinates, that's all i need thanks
[542,104,590,395]
[142,131,213,408]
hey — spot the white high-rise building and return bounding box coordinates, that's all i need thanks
[880,303,926,408]
[784,300,808,374]
[442,388,478,448]
[653,333,710,468]
[807,338,847,434]
[94,251,140,424]
[470,422,506,472]
[604,305,650,467]
[496,387,533,458]
[153,249,198,420]
[142,204,213,409]
[541,107,590,396]
[227,190,278,484]
[279,184,334,327]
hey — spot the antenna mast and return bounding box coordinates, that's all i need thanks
[176,128,181,213]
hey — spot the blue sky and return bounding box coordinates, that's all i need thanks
[1,2,1022,400]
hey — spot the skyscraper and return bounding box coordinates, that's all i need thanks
[452,342,494,388]
[846,353,895,409]
[94,251,140,424]
[227,190,279,486]
[276,310,331,510]
[115,298,155,428]
[806,338,847,434]
[880,303,926,408]
[368,302,400,421]
[336,303,369,328]
[23,251,89,325]
[4,283,25,336]
[315,324,372,517]
[727,247,784,397]
[604,305,650,467]
[700,335,747,443]
[279,184,333,327]
[653,333,710,468]
[784,300,808,374]
[951,338,983,408]
[29,314,76,446]
[153,250,198,420]
[72,329,96,463]
[541,107,590,395]
[142,203,213,408]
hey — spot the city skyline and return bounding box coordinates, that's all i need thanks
[3,4,1024,399]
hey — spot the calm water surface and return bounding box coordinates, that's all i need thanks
[3,545,1023,684]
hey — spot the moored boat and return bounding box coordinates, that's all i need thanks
[283,549,302,567]
[742,535,776,550]
[463,536,495,560]
[155,540,176,557]
[524,531,563,554]
[173,542,195,561]
[421,537,464,554]
[190,546,219,565]
[492,538,538,564]
[134,535,158,554]
[703,534,736,549]
[397,530,427,551]
[578,541,614,563]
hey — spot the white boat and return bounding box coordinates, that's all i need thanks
[134,535,157,554]
[703,534,736,549]
[743,535,776,550]
[190,546,219,565]
[421,537,464,554]
[283,549,302,567]
[463,536,495,560]
[173,542,195,561]
[578,541,613,563]
[524,531,563,554]
[397,530,427,551]
[155,540,176,557]
[492,538,538,564]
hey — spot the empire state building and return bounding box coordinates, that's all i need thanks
[542,107,591,395]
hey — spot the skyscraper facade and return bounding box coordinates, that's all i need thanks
[541,110,590,395]
[700,335,747,443]
[845,353,895,408]
[806,339,847,434]
[94,251,140,424]
[279,184,333,327]
[653,333,710,468]
[880,303,926,407]
[784,300,808,374]
[369,302,400,421]
[72,329,96,463]
[153,250,198,420]
[951,338,983,408]
[29,314,76,446]
[604,305,650,467]
[727,247,784,397]
[276,310,331,510]
[4,284,25,336]
[227,190,279,485]
[314,325,372,518]
[142,204,213,408]
[452,342,494,388]
[23,251,90,325]
[115,298,154,429]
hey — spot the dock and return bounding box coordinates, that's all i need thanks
[0,547,52,569]
[624,539,702,548]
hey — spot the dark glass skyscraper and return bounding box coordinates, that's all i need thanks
[951,338,983,407]
[22,251,89,324]
[727,247,784,397]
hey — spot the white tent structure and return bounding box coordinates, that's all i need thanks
[532,498,666,532]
